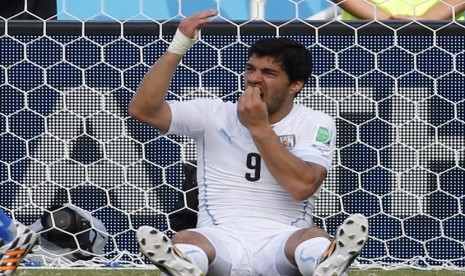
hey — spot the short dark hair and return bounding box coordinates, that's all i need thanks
[248,37,312,85]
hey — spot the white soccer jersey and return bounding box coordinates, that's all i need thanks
[167,99,336,228]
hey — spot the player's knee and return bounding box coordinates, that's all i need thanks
[287,227,329,252]
[173,230,215,261]
[173,230,203,244]
[297,226,330,241]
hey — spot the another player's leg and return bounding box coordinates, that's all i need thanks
[0,212,38,275]
[136,226,206,276]
[313,213,369,276]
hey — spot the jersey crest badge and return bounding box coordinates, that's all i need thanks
[279,134,295,151]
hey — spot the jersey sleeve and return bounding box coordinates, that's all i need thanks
[166,99,217,138]
[293,112,336,171]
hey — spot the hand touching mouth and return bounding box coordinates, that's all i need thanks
[248,84,265,100]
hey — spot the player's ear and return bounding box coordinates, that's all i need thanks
[289,80,304,95]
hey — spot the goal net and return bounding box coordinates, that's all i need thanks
[1,0,464,271]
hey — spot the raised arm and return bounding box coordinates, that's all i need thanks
[332,0,391,20]
[128,10,218,133]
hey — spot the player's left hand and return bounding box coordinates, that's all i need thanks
[237,86,269,132]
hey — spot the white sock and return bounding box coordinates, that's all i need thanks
[176,243,209,274]
[294,237,331,275]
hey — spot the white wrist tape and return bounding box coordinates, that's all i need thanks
[167,29,199,56]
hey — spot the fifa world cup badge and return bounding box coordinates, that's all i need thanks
[315,125,331,146]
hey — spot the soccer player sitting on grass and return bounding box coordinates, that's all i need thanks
[129,9,369,276]
[0,209,38,275]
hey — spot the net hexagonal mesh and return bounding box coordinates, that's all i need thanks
[0,0,464,271]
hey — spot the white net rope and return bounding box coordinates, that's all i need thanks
[1,0,464,271]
